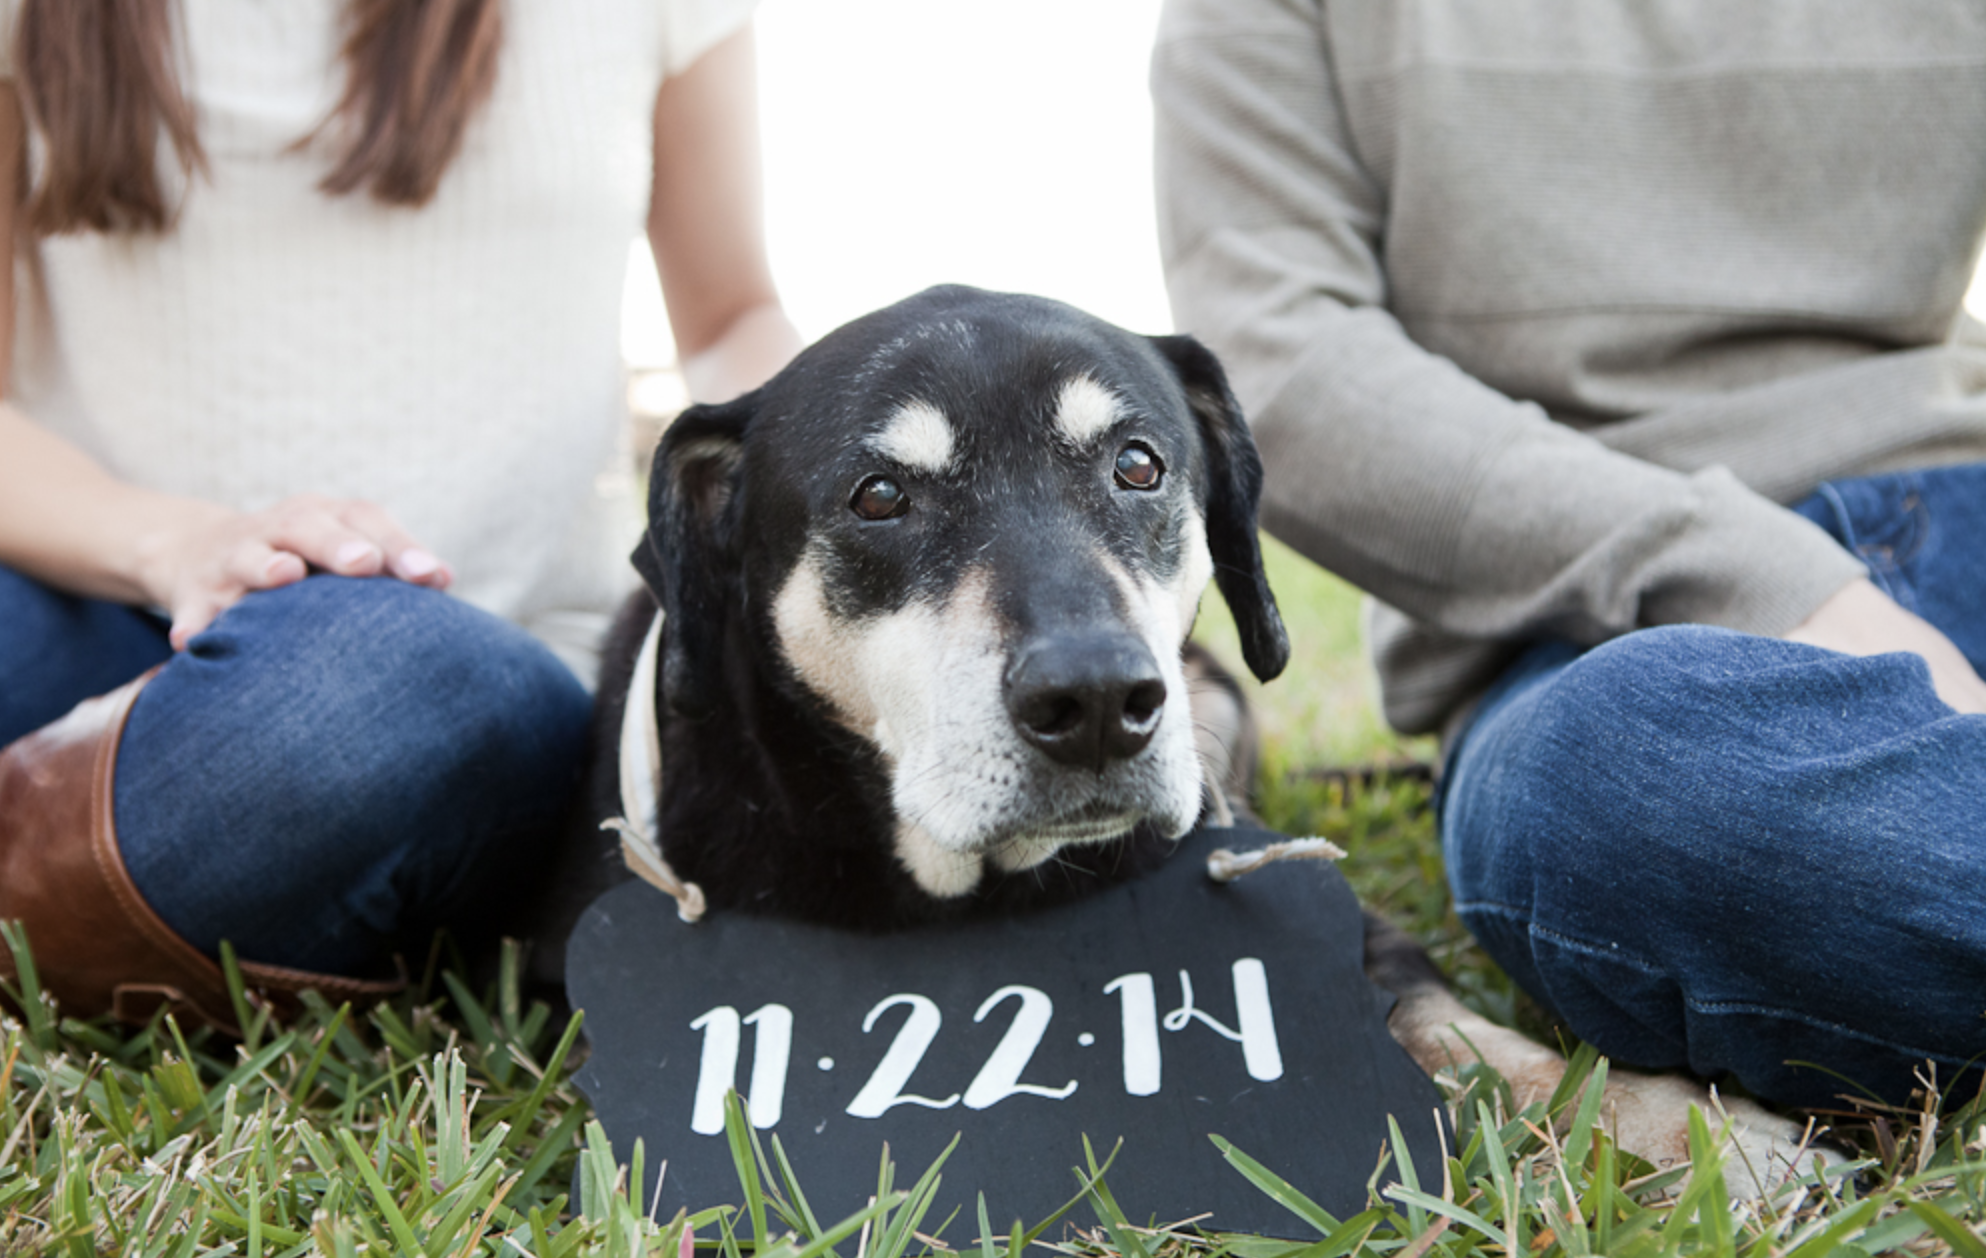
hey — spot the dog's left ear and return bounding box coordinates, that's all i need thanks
[631,392,756,719]
[1148,334,1290,682]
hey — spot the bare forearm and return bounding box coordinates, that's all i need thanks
[0,404,220,606]
[679,301,802,403]
[647,23,799,405]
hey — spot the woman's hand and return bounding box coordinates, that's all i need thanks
[1784,577,1986,715]
[1,407,449,645]
[136,494,452,649]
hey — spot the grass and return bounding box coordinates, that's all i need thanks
[4,546,1984,1254]
[1191,537,1433,773]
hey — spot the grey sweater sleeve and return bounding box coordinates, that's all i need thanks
[1153,0,1868,731]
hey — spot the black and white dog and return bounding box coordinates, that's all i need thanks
[570,285,1828,1193]
[590,284,1278,926]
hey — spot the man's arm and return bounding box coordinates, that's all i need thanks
[1152,0,1864,652]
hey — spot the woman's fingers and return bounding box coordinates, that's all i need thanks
[257,496,387,576]
[157,495,452,648]
[167,600,218,651]
[167,537,307,648]
[248,496,450,587]
[335,499,453,587]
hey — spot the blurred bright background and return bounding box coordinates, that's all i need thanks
[625,0,1986,386]
[621,0,1169,414]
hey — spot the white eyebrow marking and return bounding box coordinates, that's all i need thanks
[871,399,957,473]
[1053,376,1122,447]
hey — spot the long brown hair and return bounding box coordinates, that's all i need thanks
[14,0,504,234]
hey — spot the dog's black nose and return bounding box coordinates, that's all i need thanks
[1006,636,1167,772]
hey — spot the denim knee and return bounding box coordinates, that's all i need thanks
[1443,624,1986,1104]
[116,576,594,972]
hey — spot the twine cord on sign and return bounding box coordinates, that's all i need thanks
[1206,836,1347,883]
[601,816,706,923]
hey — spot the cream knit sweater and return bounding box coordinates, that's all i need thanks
[5,0,754,684]
[1155,0,1986,735]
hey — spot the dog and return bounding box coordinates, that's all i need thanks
[560,284,1833,1196]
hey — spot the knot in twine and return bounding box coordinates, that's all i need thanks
[1206,836,1347,884]
[601,817,707,923]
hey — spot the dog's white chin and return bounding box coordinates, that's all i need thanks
[895,804,1181,896]
[893,822,986,898]
[991,812,1141,871]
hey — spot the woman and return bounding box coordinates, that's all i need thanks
[0,0,801,1028]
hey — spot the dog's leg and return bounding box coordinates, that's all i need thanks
[1364,913,1842,1198]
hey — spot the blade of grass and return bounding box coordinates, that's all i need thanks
[1079,1134,1150,1258]
[1906,1199,1986,1258]
[0,921,57,1053]
[722,1090,772,1248]
[498,1009,584,1151]
[770,1132,828,1240]
[334,1126,426,1256]
[874,1133,958,1258]
[1209,1134,1338,1234]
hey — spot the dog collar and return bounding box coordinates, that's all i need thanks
[600,608,706,923]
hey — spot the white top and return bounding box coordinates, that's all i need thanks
[3,0,755,684]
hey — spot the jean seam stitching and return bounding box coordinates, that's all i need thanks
[1681,997,1977,1068]
[1455,902,1674,979]
[1524,921,1671,977]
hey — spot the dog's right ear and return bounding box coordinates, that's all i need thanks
[631,392,756,720]
[1147,334,1290,682]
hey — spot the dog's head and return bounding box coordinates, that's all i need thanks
[633,286,1287,900]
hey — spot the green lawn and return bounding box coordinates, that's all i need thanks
[1191,536,1430,774]
[3,547,1982,1254]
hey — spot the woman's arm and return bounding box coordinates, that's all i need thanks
[0,88,450,649]
[646,22,801,403]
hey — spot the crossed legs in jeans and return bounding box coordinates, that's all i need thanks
[1440,463,1986,1110]
[0,571,592,978]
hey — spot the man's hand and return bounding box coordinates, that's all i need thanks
[1784,577,1986,715]
[135,494,452,649]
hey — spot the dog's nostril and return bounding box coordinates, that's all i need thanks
[1021,694,1088,739]
[1122,679,1166,729]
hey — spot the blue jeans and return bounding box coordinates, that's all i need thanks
[0,571,592,974]
[1439,464,1986,1109]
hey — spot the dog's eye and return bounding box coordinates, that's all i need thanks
[850,475,909,520]
[1113,444,1164,492]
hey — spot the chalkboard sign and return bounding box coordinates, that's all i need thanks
[567,823,1445,1235]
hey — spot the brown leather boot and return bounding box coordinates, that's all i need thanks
[0,670,402,1035]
